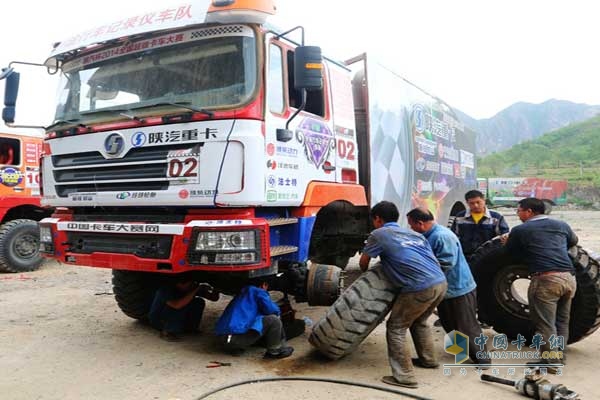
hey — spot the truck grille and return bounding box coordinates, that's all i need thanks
[52,143,196,197]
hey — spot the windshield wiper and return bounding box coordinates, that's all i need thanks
[46,119,89,132]
[130,101,215,118]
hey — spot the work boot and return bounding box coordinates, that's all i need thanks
[264,346,294,359]
[411,358,440,369]
[381,376,418,389]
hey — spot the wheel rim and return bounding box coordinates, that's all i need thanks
[13,233,39,259]
[493,264,531,319]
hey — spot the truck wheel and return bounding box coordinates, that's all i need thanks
[0,219,43,273]
[112,270,158,320]
[542,200,553,215]
[470,237,600,344]
[309,265,397,359]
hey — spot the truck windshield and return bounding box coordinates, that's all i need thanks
[54,35,257,121]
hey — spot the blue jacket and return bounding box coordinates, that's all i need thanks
[505,215,578,274]
[423,224,476,299]
[363,222,446,293]
[451,208,509,256]
[215,285,280,336]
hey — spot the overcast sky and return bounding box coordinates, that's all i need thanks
[1,0,599,131]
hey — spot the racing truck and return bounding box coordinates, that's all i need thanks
[0,0,476,326]
[0,132,50,272]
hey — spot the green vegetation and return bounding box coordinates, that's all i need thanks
[477,115,600,187]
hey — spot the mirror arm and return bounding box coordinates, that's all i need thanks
[285,89,306,130]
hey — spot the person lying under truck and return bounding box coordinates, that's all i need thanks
[148,277,219,341]
[504,197,578,373]
[407,207,491,369]
[359,201,447,389]
[215,278,294,359]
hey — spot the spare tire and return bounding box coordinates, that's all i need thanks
[309,265,397,360]
[470,237,600,344]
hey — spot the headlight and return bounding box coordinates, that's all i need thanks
[40,225,53,243]
[195,231,256,251]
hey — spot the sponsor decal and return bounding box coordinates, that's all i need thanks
[276,145,298,158]
[296,117,335,169]
[117,192,131,200]
[334,125,355,138]
[266,143,275,156]
[147,128,217,144]
[267,160,277,170]
[266,190,277,202]
[189,189,215,198]
[71,195,94,202]
[58,222,184,235]
[0,167,23,187]
[267,175,276,188]
[179,189,190,199]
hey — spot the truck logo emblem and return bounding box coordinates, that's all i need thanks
[104,133,125,156]
[295,117,334,169]
[131,132,146,147]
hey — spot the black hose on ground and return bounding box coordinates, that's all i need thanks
[195,376,435,400]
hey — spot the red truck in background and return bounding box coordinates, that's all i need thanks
[0,132,51,272]
[477,177,568,213]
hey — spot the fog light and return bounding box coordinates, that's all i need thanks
[215,252,256,264]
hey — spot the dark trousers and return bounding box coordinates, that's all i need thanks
[387,282,447,380]
[528,272,576,361]
[437,289,490,365]
[219,315,284,351]
[150,297,206,334]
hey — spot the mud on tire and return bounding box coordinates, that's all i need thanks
[0,219,43,273]
[309,266,397,359]
[112,270,158,321]
[470,237,600,344]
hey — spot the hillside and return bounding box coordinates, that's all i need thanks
[456,99,600,155]
[478,115,600,205]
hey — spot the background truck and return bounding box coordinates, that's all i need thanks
[0,132,50,272]
[0,0,475,319]
[477,176,568,212]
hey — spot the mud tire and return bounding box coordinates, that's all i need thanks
[0,219,43,273]
[309,266,397,359]
[470,237,600,344]
[112,270,158,321]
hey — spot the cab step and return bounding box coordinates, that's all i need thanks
[267,217,298,227]
[270,245,299,257]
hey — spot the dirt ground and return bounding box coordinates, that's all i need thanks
[1,208,599,400]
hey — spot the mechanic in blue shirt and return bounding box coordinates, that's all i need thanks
[407,207,490,368]
[215,279,293,359]
[505,197,577,371]
[359,201,447,389]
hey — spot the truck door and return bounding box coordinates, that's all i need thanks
[263,38,335,205]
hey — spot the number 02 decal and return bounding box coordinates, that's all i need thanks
[337,139,356,160]
[168,156,199,183]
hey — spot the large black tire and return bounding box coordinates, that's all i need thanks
[112,270,159,320]
[309,266,397,359]
[0,219,42,273]
[470,237,600,344]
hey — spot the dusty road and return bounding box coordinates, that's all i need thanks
[1,208,599,400]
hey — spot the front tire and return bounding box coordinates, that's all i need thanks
[112,270,158,320]
[0,219,43,273]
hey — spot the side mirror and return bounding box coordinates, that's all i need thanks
[294,46,323,91]
[2,70,20,124]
